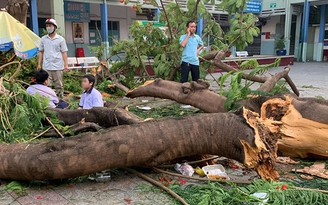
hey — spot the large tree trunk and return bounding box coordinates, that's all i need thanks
[0,95,327,180]
[0,108,279,181]
[6,0,29,25]
[128,79,328,159]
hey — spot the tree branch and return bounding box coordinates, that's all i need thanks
[135,43,150,78]
[284,75,299,96]
[193,0,202,20]
[48,107,143,127]
[257,67,290,92]
[203,51,268,82]
[159,0,174,43]
[167,64,181,81]
[42,122,102,137]
[201,51,299,96]
[127,78,227,113]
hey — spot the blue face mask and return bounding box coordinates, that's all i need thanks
[46,26,54,34]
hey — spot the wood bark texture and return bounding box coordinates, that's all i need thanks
[6,0,29,25]
[0,108,279,180]
[127,79,227,113]
[48,107,143,127]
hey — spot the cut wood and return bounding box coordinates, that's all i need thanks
[260,96,328,159]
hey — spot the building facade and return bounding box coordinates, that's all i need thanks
[1,0,327,61]
[261,0,328,62]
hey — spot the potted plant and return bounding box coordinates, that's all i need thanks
[274,37,286,56]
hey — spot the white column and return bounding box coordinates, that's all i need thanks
[316,5,327,62]
[50,0,65,35]
[284,0,292,55]
[294,14,302,61]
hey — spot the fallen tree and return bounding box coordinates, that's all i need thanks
[0,0,327,183]
[127,80,328,159]
[0,107,280,180]
[0,91,327,181]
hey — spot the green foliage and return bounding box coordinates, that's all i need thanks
[169,179,328,205]
[218,0,246,15]
[219,58,286,110]
[0,57,37,83]
[129,103,203,119]
[274,36,286,50]
[227,13,260,50]
[135,183,163,193]
[108,0,260,82]
[95,79,113,93]
[0,81,50,143]
[301,85,320,89]
[62,72,84,94]
[3,181,29,194]
[316,95,325,100]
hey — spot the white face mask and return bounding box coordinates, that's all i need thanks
[46,26,55,34]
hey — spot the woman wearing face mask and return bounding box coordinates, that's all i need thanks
[37,18,69,98]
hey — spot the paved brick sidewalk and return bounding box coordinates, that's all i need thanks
[0,172,175,205]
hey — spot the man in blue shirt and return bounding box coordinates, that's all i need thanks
[179,20,204,83]
[78,74,104,109]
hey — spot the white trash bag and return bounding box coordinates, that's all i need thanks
[174,162,194,177]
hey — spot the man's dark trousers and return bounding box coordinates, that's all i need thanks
[180,61,199,83]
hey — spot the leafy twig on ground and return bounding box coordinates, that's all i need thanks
[45,117,64,138]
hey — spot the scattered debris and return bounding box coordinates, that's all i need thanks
[88,170,111,182]
[202,164,229,180]
[281,173,297,180]
[124,198,132,204]
[276,156,299,165]
[136,105,152,110]
[180,105,192,109]
[300,174,314,180]
[194,167,206,177]
[251,192,268,205]
[174,162,194,177]
[292,161,328,179]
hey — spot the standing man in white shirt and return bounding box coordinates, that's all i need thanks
[37,18,69,98]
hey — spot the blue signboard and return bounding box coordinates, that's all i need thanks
[64,1,90,22]
[244,0,262,14]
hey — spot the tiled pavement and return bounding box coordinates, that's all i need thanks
[0,172,175,205]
